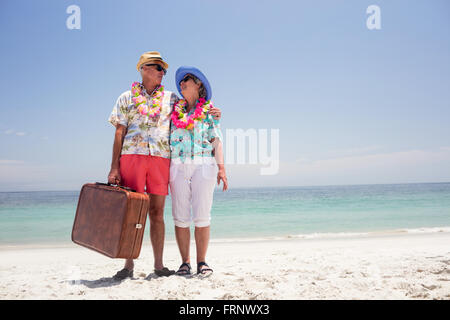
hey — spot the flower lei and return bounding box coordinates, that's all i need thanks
[171,98,211,130]
[131,82,164,118]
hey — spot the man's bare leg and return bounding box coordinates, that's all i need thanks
[124,259,134,271]
[121,196,165,272]
[148,194,167,270]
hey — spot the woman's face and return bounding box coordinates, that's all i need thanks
[180,74,201,98]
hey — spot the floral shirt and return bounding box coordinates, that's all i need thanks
[170,102,223,164]
[108,85,178,159]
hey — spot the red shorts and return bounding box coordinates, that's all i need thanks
[119,154,170,195]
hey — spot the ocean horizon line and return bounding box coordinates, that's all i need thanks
[1,180,449,194]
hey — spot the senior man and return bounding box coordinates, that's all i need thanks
[107,51,220,280]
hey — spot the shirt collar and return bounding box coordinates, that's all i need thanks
[140,83,160,97]
[185,99,199,115]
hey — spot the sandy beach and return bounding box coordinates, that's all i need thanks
[0,231,449,300]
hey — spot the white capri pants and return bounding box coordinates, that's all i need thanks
[169,161,218,228]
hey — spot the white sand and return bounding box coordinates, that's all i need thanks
[0,231,449,300]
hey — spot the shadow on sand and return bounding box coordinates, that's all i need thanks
[72,270,206,289]
[76,277,129,289]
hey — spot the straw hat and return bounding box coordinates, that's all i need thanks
[136,51,169,71]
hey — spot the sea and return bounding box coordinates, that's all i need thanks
[0,182,449,246]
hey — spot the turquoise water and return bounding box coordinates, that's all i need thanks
[0,183,449,245]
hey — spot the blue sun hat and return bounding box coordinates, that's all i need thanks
[175,66,212,101]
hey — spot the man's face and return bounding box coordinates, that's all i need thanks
[141,62,166,84]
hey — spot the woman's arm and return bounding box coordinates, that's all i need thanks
[211,138,228,191]
[209,106,221,120]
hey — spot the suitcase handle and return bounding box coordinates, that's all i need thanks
[95,182,137,193]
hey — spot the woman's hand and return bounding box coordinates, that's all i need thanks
[108,168,121,185]
[209,106,221,120]
[217,168,228,191]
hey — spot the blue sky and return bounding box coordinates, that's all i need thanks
[0,0,449,191]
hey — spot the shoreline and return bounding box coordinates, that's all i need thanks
[1,226,449,251]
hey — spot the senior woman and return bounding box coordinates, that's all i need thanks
[169,66,228,276]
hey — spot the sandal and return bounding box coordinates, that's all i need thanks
[154,267,176,277]
[176,262,192,276]
[197,262,213,276]
[113,268,133,281]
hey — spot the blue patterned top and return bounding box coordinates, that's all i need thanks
[170,102,222,164]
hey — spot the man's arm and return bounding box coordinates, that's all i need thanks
[107,124,127,185]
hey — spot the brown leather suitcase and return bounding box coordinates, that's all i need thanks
[71,183,149,259]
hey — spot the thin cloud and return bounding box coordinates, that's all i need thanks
[3,129,27,136]
[225,147,450,187]
[0,159,25,165]
[0,160,52,191]
[320,145,384,159]
[2,129,29,137]
[286,147,450,175]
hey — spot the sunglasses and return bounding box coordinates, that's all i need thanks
[144,63,167,75]
[179,74,195,85]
